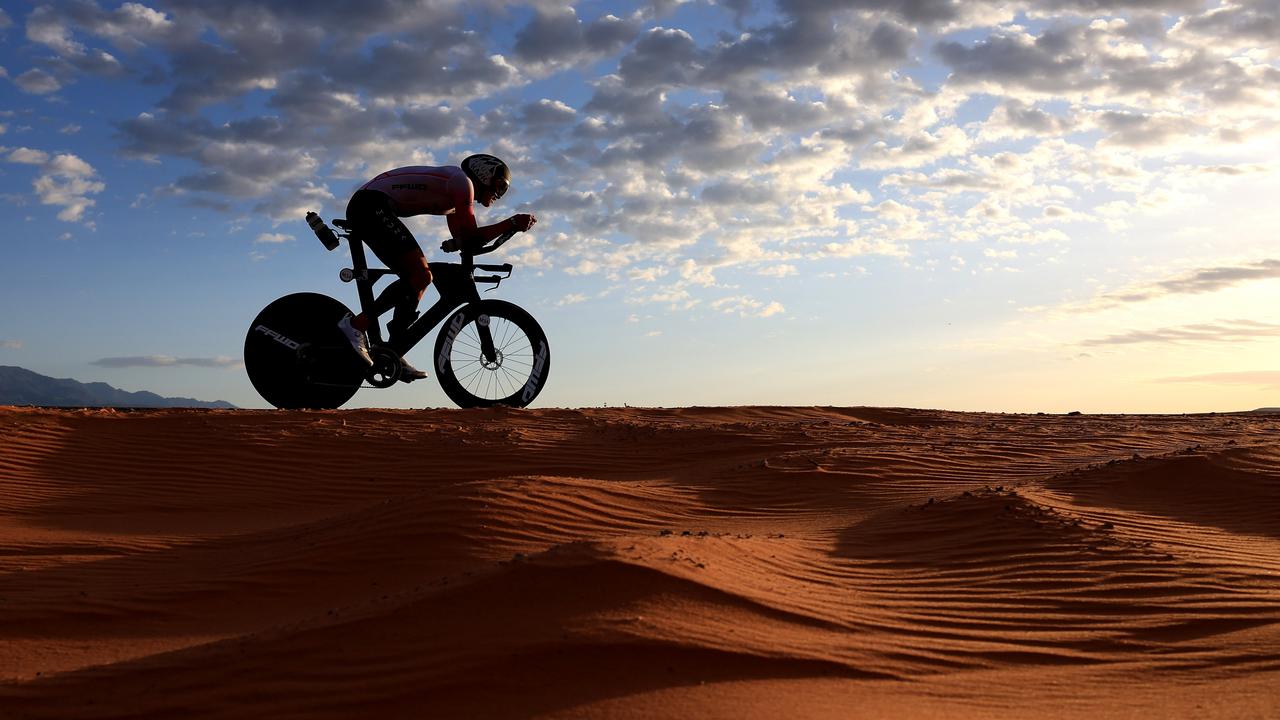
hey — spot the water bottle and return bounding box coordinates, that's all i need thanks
[306,211,339,251]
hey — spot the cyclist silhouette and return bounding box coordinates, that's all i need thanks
[338,154,536,381]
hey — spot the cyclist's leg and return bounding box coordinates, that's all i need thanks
[384,249,431,341]
[345,190,433,333]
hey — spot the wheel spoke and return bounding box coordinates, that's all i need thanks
[459,363,486,390]
[503,342,533,357]
[498,363,522,393]
[499,319,517,351]
[484,366,497,399]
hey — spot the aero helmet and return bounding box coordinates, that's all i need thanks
[461,154,511,199]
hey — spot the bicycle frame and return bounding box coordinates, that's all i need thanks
[337,224,514,361]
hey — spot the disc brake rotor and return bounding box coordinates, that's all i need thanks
[480,349,504,370]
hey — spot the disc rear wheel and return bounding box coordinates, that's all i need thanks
[244,293,365,409]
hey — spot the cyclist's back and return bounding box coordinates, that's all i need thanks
[359,165,471,218]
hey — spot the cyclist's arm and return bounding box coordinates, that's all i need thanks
[444,173,522,248]
[446,209,517,247]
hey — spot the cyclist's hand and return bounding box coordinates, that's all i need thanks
[511,213,537,232]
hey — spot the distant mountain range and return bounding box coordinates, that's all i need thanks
[0,366,236,409]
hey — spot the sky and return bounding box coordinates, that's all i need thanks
[0,0,1277,412]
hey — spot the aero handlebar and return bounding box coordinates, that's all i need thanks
[440,229,518,256]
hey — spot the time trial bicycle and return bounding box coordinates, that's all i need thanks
[244,213,550,409]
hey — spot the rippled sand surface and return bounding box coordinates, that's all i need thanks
[1,406,1277,718]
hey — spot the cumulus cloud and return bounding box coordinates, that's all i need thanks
[976,99,1079,142]
[27,5,87,56]
[1094,109,1202,148]
[90,355,243,368]
[860,127,972,169]
[1173,1,1280,52]
[710,295,786,318]
[255,232,294,244]
[3,148,105,224]
[6,147,50,165]
[13,68,62,94]
[513,7,641,71]
[556,293,588,306]
[520,99,577,129]
[36,155,107,223]
[116,111,333,219]
[935,29,1091,94]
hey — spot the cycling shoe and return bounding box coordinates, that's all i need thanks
[337,313,374,366]
[399,357,428,383]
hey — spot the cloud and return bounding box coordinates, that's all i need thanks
[860,127,972,170]
[1026,258,1280,316]
[710,295,786,318]
[977,99,1078,142]
[13,68,62,94]
[1080,319,1280,346]
[116,112,330,218]
[1148,259,1280,296]
[4,148,105,224]
[6,147,50,165]
[520,99,577,129]
[90,355,243,368]
[513,7,641,72]
[0,340,22,350]
[27,5,87,56]
[556,293,588,306]
[619,27,700,88]
[34,154,106,223]
[399,105,464,140]
[255,232,294,244]
[1078,259,1280,310]
[87,2,175,49]
[14,0,1279,319]
[1094,109,1202,148]
[1173,1,1280,50]
[757,264,798,278]
[1156,370,1280,389]
[935,29,1091,94]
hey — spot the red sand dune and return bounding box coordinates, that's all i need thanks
[0,405,1277,718]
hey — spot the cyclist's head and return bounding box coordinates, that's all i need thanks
[461,154,511,202]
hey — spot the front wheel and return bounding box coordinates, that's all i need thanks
[433,299,550,408]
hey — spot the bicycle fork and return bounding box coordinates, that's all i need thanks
[476,314,499,363]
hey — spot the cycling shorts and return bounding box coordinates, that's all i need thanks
[345,189,422,269]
